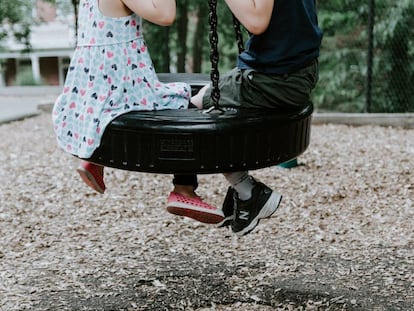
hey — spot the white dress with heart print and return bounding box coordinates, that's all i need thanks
[52,0,191,158]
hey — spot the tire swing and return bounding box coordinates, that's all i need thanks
[86,0,313,174]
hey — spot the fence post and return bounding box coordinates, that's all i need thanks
[366,0,375,113]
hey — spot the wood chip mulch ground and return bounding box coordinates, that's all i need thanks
[0,113,413,311]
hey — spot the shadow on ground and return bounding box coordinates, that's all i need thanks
[33,251,412,310]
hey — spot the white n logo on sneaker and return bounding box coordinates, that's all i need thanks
[239,211,249,220]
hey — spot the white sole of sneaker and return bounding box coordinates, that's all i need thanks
[77,168,105,194]
[235,192,282,236]
[216,215,235,228]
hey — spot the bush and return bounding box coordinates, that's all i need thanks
[15,68,44,86]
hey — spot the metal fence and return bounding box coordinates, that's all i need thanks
[314,0,414,113]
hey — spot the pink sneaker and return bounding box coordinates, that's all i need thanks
[76,161,106,194]
[166,192,224,224]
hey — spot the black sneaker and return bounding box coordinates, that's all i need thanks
[231,181,282,236]
[217,187,236,228]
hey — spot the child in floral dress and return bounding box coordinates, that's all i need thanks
[52,0,224,224]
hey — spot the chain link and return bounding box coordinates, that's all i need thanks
[232,15,244,54]
[208,0,220,109]
[208,1,245,110]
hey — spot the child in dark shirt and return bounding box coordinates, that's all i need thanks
[167,0,323,236]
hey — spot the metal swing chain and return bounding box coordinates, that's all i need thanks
[207,0,245,111]
[208,0,221,110]
[232,15,245,54]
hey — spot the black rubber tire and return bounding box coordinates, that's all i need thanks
[86,74,313,174]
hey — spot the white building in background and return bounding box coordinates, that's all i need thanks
[0,0,76,86]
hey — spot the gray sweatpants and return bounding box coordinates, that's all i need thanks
[202,59,319,111]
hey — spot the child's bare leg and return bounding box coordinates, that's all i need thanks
[191,84,209,109]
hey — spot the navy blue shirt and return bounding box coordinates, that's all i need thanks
[238,0,323,74]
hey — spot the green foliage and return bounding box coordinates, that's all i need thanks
[372,0,414,112]
[15,68,44,86]
[313,4,367,112]
[0,0,32,49]
[148,0,414,112]
[313,46,367,112]
[145,0,238,74]
[319,12,361,36]
[215,3,241,71]
[144,23,171,72]
[314,0,414,113]
[3,0,412,112]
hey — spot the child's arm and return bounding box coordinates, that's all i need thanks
[121,0,177,26]
[224,0,274,35]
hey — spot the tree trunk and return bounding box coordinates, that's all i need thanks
[176,0,188,72]
[192,3,208,73]
[159,27,171,72]
[72,0,79,39]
